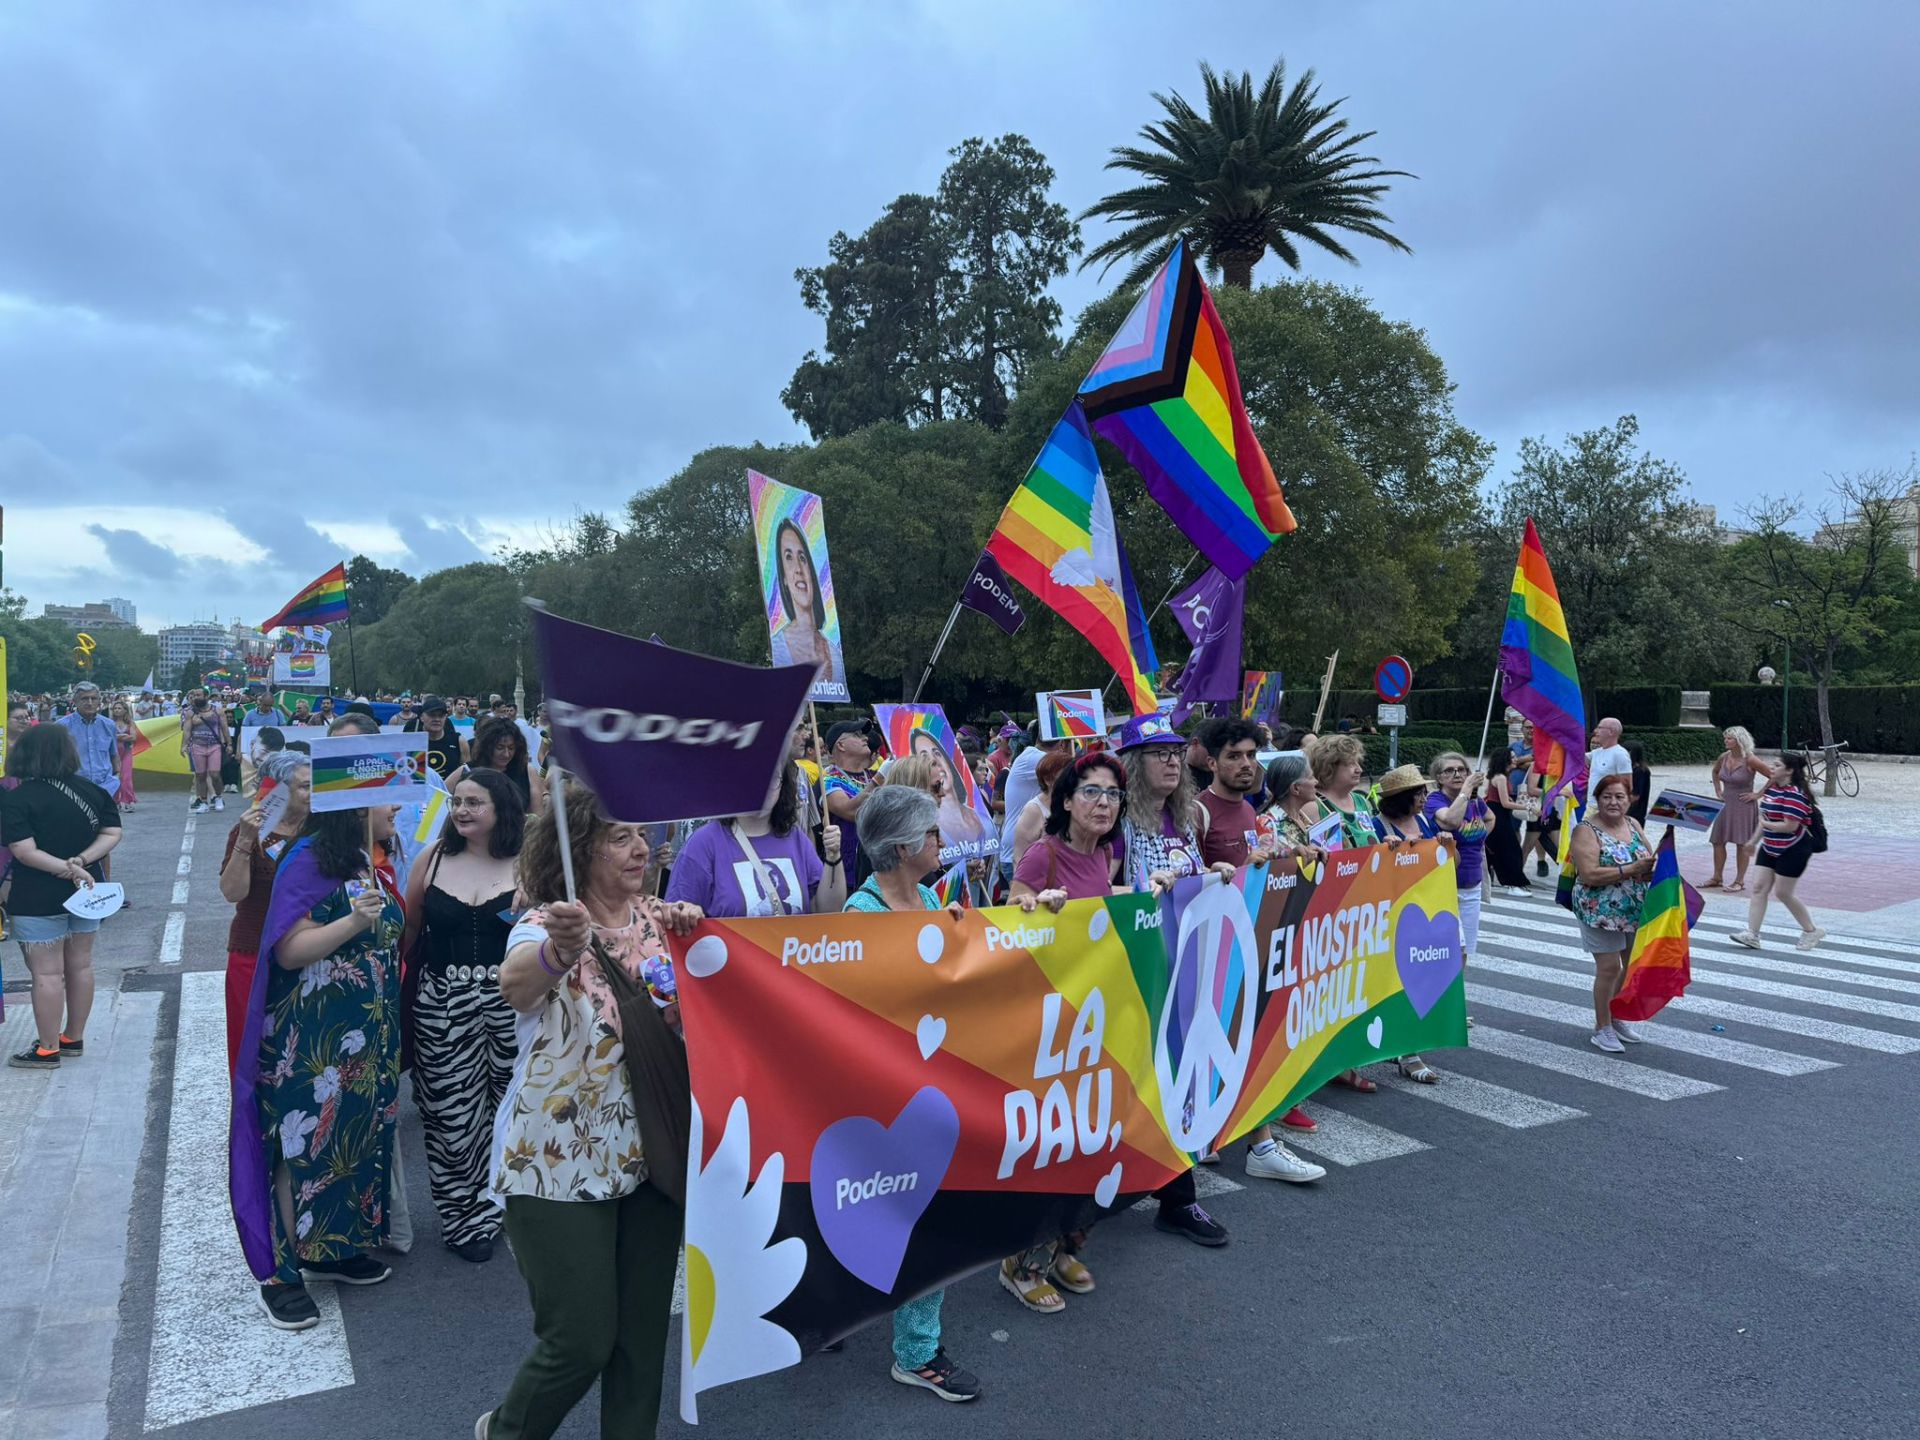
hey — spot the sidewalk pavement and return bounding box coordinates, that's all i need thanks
[0,984,159,1440]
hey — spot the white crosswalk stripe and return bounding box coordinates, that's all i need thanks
[1466,1024,1725,1099]
[1465,981,1838,1076]
[1371,1068,1585,1127]
[1287,1103,1433,1165]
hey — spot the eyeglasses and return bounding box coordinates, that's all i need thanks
[1144,749,1183,763]
[1075,785,1125,803]
[448,797,492,810]
[1438,767,1468,777]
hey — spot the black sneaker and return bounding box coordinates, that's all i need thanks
[1154,1201,1229,1247]
[7,1044,60,1070]
[301,1254,392,1285]
[447,1236,494,1264]
[58,1035,84,1056]
[259,1282,321,1331]
[1535,858,1548,877]
[890,1348,981,1402]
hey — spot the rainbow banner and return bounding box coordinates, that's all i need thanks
[261,562,350,632]
[1240,670,1283,725]
[1077,240,1296,581]
[1036,687,1106,741]
[1498,518,1587,805]
[307,731,431,813]
[986,402,1159,714]
[1610,828,1702,1022]
[669,841,1465,1419]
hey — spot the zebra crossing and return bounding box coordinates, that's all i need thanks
[1234,892,1920,1169]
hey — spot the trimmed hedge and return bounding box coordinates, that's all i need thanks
[1710,683,1920,755]
[1360,735,1463,775]
[1630,728,1725,765]
[1594,686,1682,729]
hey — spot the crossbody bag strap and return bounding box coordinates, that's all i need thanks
[46,779,101,832]
[728,822,789,916]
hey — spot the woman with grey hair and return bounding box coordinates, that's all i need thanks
[219,749,313,1076]
[842,784,979,1403]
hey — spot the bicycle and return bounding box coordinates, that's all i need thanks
[1796,738,1859,798]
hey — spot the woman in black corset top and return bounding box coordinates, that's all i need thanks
[400,767,527,1262]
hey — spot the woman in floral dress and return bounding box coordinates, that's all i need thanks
[230,804,405,1331]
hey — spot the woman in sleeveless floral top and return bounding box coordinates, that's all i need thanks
[1569,773,1656,1055]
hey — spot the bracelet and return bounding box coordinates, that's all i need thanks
[537,939,565,977]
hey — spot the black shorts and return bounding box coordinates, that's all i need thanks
[1756,835,1812,879]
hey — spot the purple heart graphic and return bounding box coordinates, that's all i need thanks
[810,1086,958,1294]
[1394,904,1463,1019]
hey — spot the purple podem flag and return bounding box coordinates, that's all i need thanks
[1169,567,1244,707]
[958,549,1026,636]
[528,603,816,824]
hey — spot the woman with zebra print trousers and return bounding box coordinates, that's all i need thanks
[401,767,526,1263]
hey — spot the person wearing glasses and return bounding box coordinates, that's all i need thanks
[1424,751,1492,958]
[1001,750,1127,1312]
[1113,714,1234,1247]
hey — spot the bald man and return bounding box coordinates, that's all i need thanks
[1588,716,1631,798]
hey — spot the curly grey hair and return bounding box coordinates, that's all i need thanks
[857,785,939,875]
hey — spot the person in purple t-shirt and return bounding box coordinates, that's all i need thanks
[667,762,848,918]
[1422,751,1490,961]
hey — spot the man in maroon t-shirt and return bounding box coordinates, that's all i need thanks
[1191,717,1326,1182]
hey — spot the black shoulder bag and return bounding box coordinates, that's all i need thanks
[595,921,691,1210]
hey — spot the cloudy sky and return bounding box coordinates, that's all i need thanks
[3,1,1914,630]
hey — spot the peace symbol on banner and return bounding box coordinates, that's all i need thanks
[1154,878,1260,1153]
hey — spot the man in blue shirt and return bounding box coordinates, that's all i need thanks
[57,681,124,892]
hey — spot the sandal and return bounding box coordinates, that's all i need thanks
[998,1259,1065,1313]
[1331,1069,1377,1093]
[1049,1251,1095,1294]
[1727,882,1746,893]
[1701,878,1724,889]
[1397,1055,1440,1084]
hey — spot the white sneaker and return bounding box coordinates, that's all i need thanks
[213,797,225,812]
[1728,931,1760,949]
[1796,928,1827,952]
[1590,1027,1626,1054]
[1245,1142,1325,1184]
[1610,1018,1642,1044]
[1503,887,1532,899]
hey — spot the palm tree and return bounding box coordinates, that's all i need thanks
[1081,61,1413,290]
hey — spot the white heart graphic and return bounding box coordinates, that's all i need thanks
[916,1014,947,1060]
[1094,1162,1123,1209]
[1108,1121,1123,1151]
[1366,1015,1384,1048]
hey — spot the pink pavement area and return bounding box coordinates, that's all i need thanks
[1647,759,1920,942]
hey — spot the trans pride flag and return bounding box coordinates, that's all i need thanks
[1610,829,1703,1021]
[1078,240,1295,581]
[987,402,1160,714]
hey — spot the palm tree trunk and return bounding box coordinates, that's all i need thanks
[1221,252,1258,289]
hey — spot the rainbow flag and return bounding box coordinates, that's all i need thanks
[262,563,350,632]
[934,859,969,910]
[1610,829,1703,1021]
[1240,670,1282,725]
[1499,519,1587,806]
[987,402,1159,714]
[1078,240,1295,581]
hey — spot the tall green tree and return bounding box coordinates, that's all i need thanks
[1447,417,1747,690]
[936,135,1080,430]
[0,590,82,692]
[784,135,1078,437]
[344,554,416,627]
[1081,61,1412,290]
[1722,470,1914,751]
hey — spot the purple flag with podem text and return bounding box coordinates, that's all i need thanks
[1169,567,1244,709]
[528,603,815,823]
[958,549,1026,636]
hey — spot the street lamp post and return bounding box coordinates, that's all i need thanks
[1781,638,1790,751]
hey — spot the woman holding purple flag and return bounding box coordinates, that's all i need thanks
[233,802,406,1332]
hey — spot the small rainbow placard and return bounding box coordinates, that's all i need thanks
[1036,688,1106,742]
[308,732,432,814]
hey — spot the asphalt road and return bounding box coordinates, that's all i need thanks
[69,782,1920,1440]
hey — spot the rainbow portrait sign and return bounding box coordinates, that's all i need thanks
[749,469,848,703]
[1240,670,1283,726]
[308,732,432,814]
[874,703,994,863]
[1036,688,1106,742]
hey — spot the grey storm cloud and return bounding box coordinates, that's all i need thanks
[0,0,1915,628]
[84,525,182,581]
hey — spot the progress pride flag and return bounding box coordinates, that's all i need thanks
[528,603,815,823]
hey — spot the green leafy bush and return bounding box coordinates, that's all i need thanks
[1593,686,1681,728]
[1710,684,1919,754]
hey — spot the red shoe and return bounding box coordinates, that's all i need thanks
[1279,1106,1317,1132]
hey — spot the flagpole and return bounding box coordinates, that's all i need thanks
[1310,650,1340,732]
[1102,552,1202,700]
[910,601,964,704]
[1474,662,1502,768]
[344,575,361,699]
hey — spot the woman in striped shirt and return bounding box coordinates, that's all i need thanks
[1730,754,1825,952]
